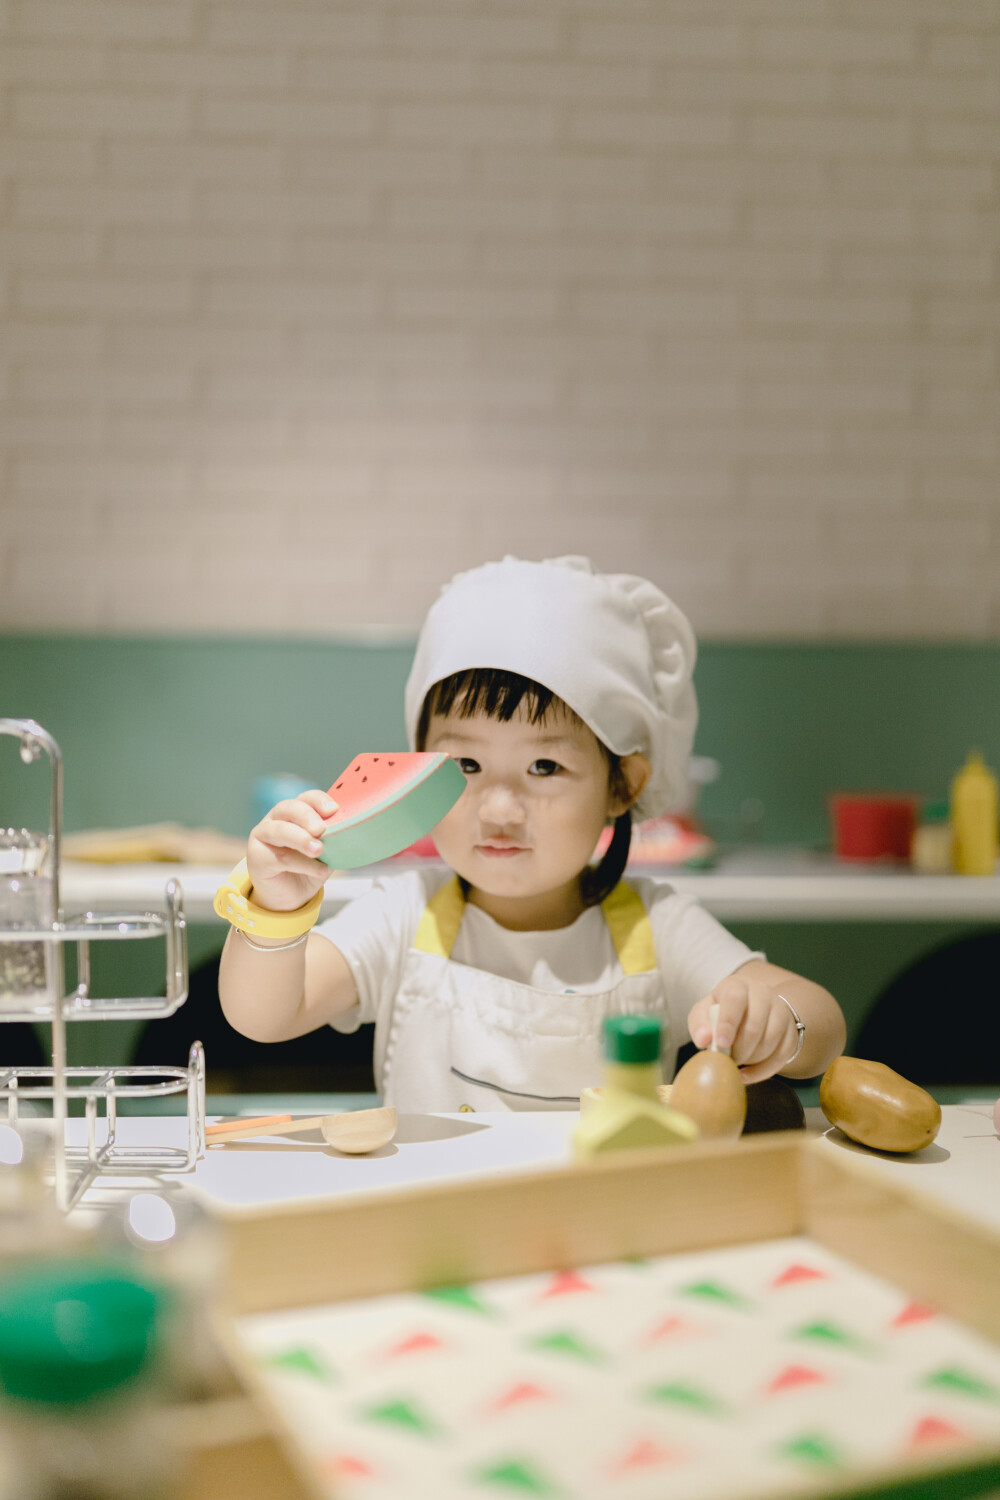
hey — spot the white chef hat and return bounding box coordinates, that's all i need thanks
[404,555,698,820]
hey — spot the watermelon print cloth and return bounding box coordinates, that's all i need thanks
[240,1236,1000,1500]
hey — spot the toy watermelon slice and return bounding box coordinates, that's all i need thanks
[317,752,465,869]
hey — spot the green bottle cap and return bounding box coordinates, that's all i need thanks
[603,1015,662,1063]
[922,799,950,823]
[0,1260,162,1406]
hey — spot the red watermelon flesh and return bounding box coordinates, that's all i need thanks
[317,752,465,869]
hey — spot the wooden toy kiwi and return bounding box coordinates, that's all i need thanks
[819,1057,940,1154]
[668,1004,747,1140]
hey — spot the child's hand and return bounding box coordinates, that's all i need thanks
[687,973,799,1084]
[246,790,339,914]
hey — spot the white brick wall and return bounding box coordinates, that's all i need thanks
[1,0,998,638]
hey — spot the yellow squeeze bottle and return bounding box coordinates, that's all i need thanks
[573,1016,699,1159]
[950,752,999,876]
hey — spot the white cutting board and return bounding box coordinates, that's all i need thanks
[810,1101,1000,1233]
[69,1112,579,1214]
[69,1106,1000,1233]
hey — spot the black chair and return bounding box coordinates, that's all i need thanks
[131,954,376,1095]
[0,1024,46,1068]
[852,930,1000,1088]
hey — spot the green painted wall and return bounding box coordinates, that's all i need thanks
[694,643,1000,848]
[4,634,999,844]
[3,635,998,1070]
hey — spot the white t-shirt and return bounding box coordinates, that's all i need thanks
[315,869,763,1051]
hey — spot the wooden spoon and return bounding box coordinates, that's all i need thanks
[320,1107,397,1154]
[206,1106,397,1154]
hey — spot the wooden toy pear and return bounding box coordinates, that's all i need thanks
[668,1004,747,1140]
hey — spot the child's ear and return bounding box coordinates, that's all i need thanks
[609,754,651,819]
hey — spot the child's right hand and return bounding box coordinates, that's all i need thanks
[246,789,338,913]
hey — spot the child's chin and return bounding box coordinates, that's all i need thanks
[459,855,537,890]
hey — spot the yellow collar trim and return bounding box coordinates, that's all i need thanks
[413,876,655,975]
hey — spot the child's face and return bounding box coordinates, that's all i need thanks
[424,702,634,924]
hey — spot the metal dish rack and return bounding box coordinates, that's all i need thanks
[0,718,206,1210]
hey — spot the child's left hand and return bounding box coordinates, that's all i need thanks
[687,973,799,1084]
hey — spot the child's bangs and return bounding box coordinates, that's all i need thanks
[418,668,564,738]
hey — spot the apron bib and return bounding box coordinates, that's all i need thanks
[378,877,669,1112]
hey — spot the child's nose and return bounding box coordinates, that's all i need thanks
[478,781,526,826]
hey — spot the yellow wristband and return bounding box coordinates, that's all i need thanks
[213,859,324,940]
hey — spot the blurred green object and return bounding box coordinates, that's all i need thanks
[0,1260,163,1405]
[603,1014,662,1064]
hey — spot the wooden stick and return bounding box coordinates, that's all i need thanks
[206,1115,327,1144]
[206,1114,291,1138]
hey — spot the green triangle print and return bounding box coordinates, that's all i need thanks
[778,1431,843,1467]
[678,1279,750,1310]
[474,1458,558,1494]
[793,1320,870,1353]
[530,1329,605,1363]
[264,1346,333,1381]
[362,1398,440,1437]
[923,1367,1000,1401]
[423,1283,494,1316]
[645,1380,727,1416]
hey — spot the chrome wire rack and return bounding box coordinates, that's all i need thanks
[0,718,206,1210]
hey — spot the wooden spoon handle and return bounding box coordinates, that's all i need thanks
[206,1114,328,1143]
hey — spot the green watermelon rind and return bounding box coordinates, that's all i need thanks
[317,753,465,869]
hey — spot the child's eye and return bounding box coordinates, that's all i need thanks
[528,759,561,777]
[454,757,480,775]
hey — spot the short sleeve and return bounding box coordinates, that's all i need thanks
[634,877,766,1046]
[312,870,431,1034]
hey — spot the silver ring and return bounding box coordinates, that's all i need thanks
[777,992,806,1066]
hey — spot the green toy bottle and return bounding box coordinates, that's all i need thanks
[573,1016,699,1159]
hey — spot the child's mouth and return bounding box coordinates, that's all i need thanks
[477,844,527,858]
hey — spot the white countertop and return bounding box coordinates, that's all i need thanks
[73,1104,1000,1232]
[60,849,1000,924]
[809,1099,1000,1233]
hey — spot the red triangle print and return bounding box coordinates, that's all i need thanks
[892,1301,937,1329]
[909,1416,967,1448]
[489,1381,554,1413]
[610,1438,688,1474]
[541,1270,595,1298]
[642,1315,704,1345]
[773,1263,830,1288]
[766,1364,830,1395]
[385,1331,446,1358]
[322,1452,374,1479]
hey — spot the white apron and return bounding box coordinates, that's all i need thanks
[377,877,670,1112]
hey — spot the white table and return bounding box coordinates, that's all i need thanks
[60,850,1000,924]
[73,1104,1000,1233]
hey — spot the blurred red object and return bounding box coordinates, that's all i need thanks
[829,794,921,862]
[392,833,440,859]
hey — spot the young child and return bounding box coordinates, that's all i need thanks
[217,556,845,1111]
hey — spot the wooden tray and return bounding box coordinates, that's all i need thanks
[195,1132,1000,1500]
[165,1311,326,1500]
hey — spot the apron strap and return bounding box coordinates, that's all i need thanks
[413,875,466,957]
[601,881,657,974]
[413,874,656,974]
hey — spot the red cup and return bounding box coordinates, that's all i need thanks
[829,794,921,862]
